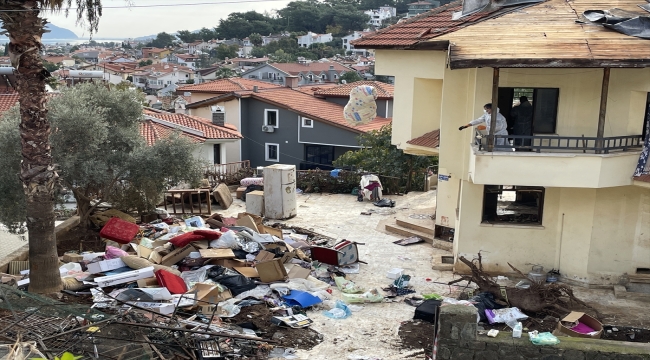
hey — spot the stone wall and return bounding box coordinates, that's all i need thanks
[436,305,650,360]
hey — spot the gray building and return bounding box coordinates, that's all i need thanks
[186,79,393,169]
[241,62,355,87]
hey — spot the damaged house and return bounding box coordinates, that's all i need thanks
[353,0,650,286]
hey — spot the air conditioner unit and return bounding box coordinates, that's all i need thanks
[261,125,275,133]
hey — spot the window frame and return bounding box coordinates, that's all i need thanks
[481,185,545,226]
[265,143,279,162]
[264,109,279,128]
[302,117,314,128]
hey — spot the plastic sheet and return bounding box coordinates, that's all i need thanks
[529,331,560,345]
[209,230,241,249]
[335,277,364,294]
[323,300,352,319]
[342,289,384,304]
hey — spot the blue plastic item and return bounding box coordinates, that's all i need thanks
[282,290,322,308]
[330,169,342,178]
[323,300,352,319]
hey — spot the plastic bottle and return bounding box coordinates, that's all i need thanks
[512,322,523,338]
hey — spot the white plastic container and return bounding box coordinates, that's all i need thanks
[386,268,404,279]
[512,322,523,338]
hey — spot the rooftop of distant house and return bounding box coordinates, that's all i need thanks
[141,108,242,146]
[0,92,19,115]
[314,81,394,100]
[176,78,282,94]
[266,62,353,75]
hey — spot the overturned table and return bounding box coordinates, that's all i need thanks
[163,188,212,215]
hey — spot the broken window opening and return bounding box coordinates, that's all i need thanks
[482,185,545,225]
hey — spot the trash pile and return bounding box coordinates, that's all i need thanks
[5,209,418,358]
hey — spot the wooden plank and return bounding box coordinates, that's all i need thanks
[199,248,236,259]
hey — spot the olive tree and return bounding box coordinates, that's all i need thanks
[0,82,204,238]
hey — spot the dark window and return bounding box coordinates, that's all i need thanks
[266,143,279,161]
[482,185,545,225]
[500,87,559,134]
[305,145,335,168]
[265,110,278,127]
[213,144,221,164]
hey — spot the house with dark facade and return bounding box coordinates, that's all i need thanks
[185,78,392,169]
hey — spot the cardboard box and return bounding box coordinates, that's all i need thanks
[199,249,235,259]
[87,258,128,274]
[127,302,175,315]
[137,277,159,287]
[63,253,84,263]
[233,267,259,278]
[137,245,153,259]
[254,250,276,262]
[150,244,194,266]
[236,214,259,233]
[265,242,297,263]
[262,226,283,240]
[236,186,246,199]
[285,264,311,279]
[255,258,288,283]
[192,283,233,305]
[556,312,603,338]
[94,266,155,287]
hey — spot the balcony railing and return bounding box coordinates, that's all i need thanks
[475,131,644,154]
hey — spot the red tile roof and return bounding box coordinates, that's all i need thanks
[314,81,394,100]
[177,78,281,94]
[352,0,498,48]
[139,119,205,146]
[270,62,353,75]
[406,129,440,149]
[143,109,242,140]
[0,92,19,115]
[242,87,391,133]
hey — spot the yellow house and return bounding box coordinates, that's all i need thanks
[354,0,650,287]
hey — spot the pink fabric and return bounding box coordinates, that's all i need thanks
[104,246,129,259]
[571,322,595,334]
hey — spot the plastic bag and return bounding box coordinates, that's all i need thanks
[206,266,257,296]
[529,331,560,345]
[423,293,444,300]
[180,266,211,289]
[235,285,271,299]
[342,289,384,304]
[485,307,528,324]
[216,298,241,318]
[105,245,128,259]
[323,300,352,319]
[335,276,364,294]
[209,230,241,249]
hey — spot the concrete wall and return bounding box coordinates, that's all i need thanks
[188,98,242,164]
[437,305,650,360]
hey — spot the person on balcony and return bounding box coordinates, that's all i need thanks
[458,103,509,150]
[511,96,533,150]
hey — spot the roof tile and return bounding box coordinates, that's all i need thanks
[314,81,394,99]
[0,92,19,115]
[143,109,243,140]
[406,129,440,149]
[177,78,281,94]
[139,119,205,146]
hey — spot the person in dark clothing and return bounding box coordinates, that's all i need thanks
[510,96,533,150]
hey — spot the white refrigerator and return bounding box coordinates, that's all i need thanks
[263,164,297,219]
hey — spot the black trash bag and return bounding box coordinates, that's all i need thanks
[115,289,154,302]
[470,292,505,323]
[233,249,250,259]
[373,198,395,207]
[241,185,263,202]
[206,265,257,296]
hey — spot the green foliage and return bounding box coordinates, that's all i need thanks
[333,124,437,192]
[147,32,177,48]
[339,71,363,84]
[69,45,80,52]
[215,11,279,40]
[184,78,195,84]
[214,67,238,79]
[43,60,59,73]
[249,32,263,47]
[271,49,296,63]
[176,30,200,43]
[215,44,239,60]
[0,83,204,230]
[138,59,153,67]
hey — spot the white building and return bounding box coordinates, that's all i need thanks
[342,31,374,56]
[364,6,397,27]
[132,64,194,90]
[297,32,333,48]
[162,54,199,69]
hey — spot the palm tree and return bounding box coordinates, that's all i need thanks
[0,1,102,294]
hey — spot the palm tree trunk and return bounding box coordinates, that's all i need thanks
[1,7,62,293]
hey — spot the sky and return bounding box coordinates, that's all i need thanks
[44,0,293,39]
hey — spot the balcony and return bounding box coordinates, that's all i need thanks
[469,132,644,188]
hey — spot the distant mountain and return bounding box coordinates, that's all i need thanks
[0,23,78,40]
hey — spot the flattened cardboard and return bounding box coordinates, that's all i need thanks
[199,248,235,259]
[192,240,210,249]
[255,258,288,283]
[265,242,297,263]
[556,311,603,338]
[137,277,159,287]
[286,264,311,279]
[262,226,283,239]
[235,214,259,233]
[210,258,247,269]
[233,267,259,278]
[137,245,153,259]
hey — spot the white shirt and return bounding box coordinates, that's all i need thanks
[470,111,508,135]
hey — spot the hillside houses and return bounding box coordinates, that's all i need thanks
[241,62,354,86]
